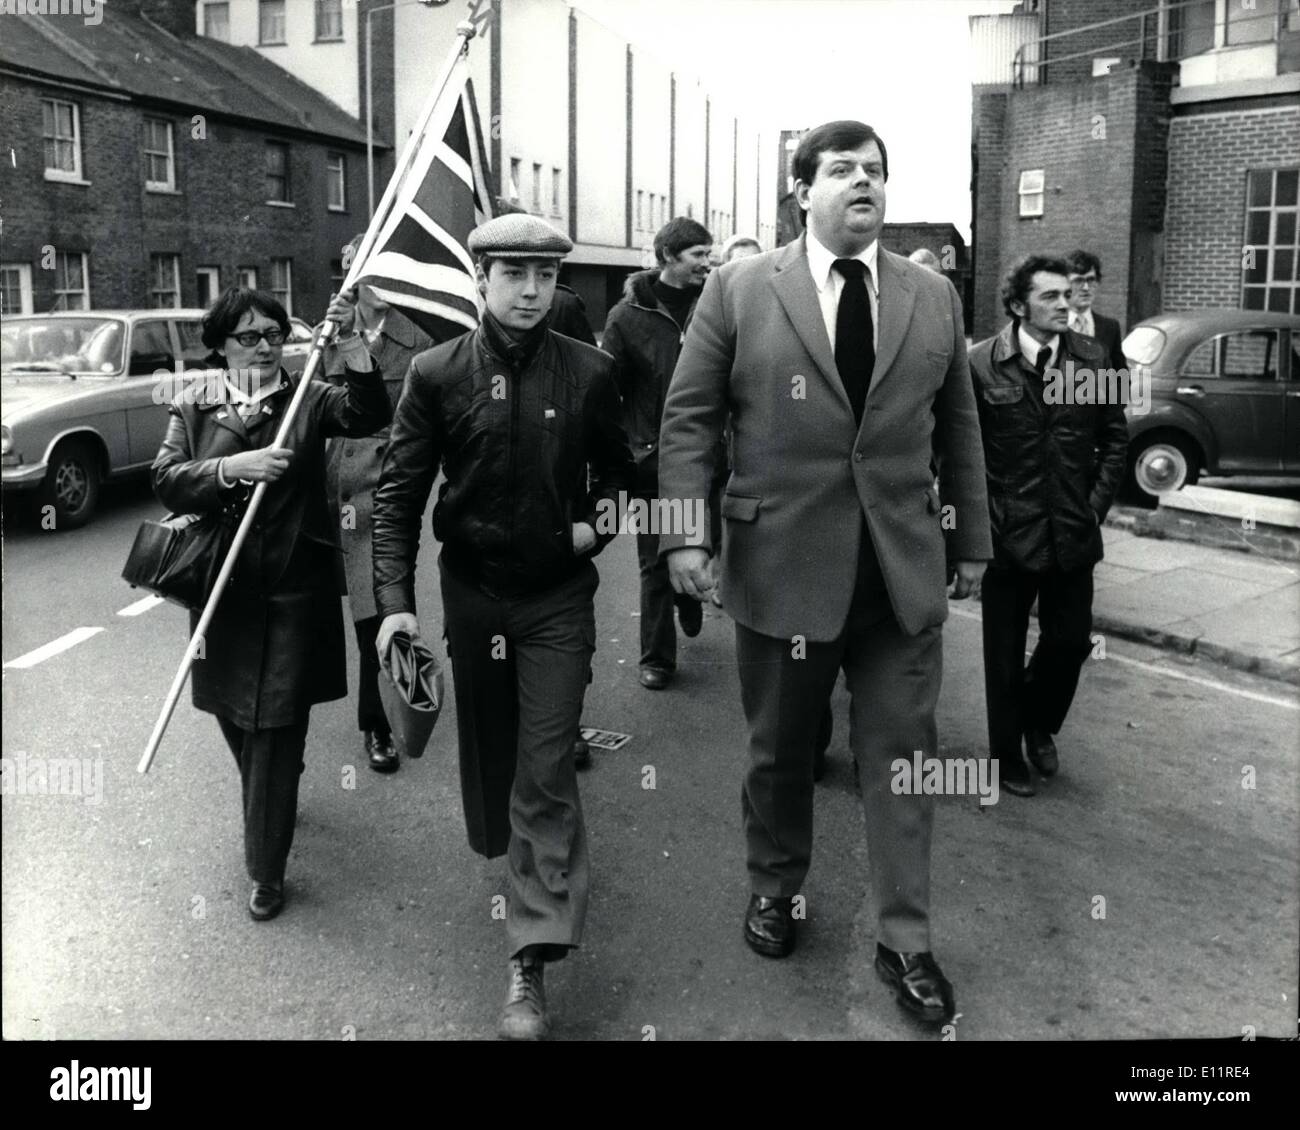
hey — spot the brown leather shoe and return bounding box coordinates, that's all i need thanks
[743,894,796,958]
[874,944,955,1024]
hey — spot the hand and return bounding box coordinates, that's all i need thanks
[948,560,986,600]
[667,547,713,602]
[377,612,420,662]
[326,289,358,337]
[571,521,597,554]
[222,446,293,483]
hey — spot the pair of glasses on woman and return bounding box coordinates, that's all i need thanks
[228,329,286,347]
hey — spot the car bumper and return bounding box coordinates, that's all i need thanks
[2,462,48,489]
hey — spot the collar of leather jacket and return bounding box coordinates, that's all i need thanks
[192,368,292,412]
[478,308,549,372]
[990,319,1104,371]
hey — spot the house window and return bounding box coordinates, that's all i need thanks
[532,162,542,212]
[266,141,291,203]
[315,0,344,42]
[327,153,347,211]
[636,190,644,230]
[149,254,181,309]
[1243,168,1299,313]
[509,157,521,204]
[143,118,175,191]
[259,0,286,45]
[551,167,561,216]
[196,266,221,309]
[237,266,258,289]
[1226,0,1279,45]
[203,1,230,41]
[1018,169,1045,218]
[271,258,293,315]
[53,251,90,310]
[1,263,34,315]
[42,98,83,181]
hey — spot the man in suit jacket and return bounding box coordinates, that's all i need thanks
[657,120,992,1025]
[1065,249,1126,372]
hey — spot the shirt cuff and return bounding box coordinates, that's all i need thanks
[334,333,373,369]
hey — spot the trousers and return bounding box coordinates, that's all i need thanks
[353,615,390,736]
[439,558,598,960]
[981,562,1094,759]
[636,529,699,672]
[215,714,309,884]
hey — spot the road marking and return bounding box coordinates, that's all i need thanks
[948,604,1298,712]
[2,627,105,670]
[117,595,164,617]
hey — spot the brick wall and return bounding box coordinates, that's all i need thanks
[1042,0,1158,86]
[2,76,366,319]
[1164,105,1300,312]
[970,65,1175,342]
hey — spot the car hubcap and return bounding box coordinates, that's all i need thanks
[1135,445,1187,495]
[54,460,88,511]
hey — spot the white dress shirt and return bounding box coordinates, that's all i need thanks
[1017,323,1060,373]
[805,229,879,352]
[1068,308,1095,336]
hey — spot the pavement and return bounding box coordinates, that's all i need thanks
[1092,517,1300,685]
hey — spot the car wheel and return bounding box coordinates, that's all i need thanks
[34,438,102,530]
[1128,434,1200,504]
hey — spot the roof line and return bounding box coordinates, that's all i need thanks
[22,10,122,89]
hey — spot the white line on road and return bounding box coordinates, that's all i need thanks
[117,595,164,617]
[2,627,105,670]
[947,605,1298,712]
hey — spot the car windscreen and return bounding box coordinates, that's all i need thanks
[1122,326,1165,367]
[1,318,126,375]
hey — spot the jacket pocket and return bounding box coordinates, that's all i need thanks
[721,492,761,522]
[981,385,1024,405]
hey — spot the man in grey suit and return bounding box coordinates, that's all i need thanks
[657,120,992,1025]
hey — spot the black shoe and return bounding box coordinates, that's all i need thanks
[874,944,956,1024]
[249,880,285,921]
[574,734,592,771]
[998,754,1036,797]
[743,894,796,958]
[639,666,673,690]
[677,598,703,638]
[366,731,399,774]
[1025,729,1059,777]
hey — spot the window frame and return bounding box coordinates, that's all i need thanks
[270,257,293,316]
[1018,168,1045,218]
[195,266,221,309]
[1242,167,1299,315]
[42,98,84,183]
[1,263,35,316]
[258,0,287,46]
[149,253,182,310]
[532,162,542,213]
[1179,329,1281,382]
[314,0,344,43]
[53,251,91,311]
[265,140,292,205]
[327,152,347,212]
[143,117,176,192]
[509,157,522,204]
[202,0,230,41]
[551,166,561,217]
[237,266,258,289]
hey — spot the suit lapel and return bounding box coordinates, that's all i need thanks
[195,375,251,444]
[870,250,916,396]
[769,236,850,413]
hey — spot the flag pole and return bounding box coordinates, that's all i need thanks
[138,0,494,775]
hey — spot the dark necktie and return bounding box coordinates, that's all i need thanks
[833,258,875,424]
[1035,344,1051,377]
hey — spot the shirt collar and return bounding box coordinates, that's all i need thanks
[1017,323,1059,372]
[1070,308,1094,335]
[224,369,287,406]
[806,229,878,295]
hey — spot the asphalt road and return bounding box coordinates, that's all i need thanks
[2,480,1297,1041]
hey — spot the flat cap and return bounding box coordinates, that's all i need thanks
[468,213,573,259]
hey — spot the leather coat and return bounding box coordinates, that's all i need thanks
[372,314,636,612]
[152,363,392,729]
[968,321,1129,573]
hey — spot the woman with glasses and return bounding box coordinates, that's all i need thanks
[152,286,391,921]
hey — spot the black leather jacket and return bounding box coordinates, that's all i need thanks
[372,313,636,611]
[968,322,1130,573]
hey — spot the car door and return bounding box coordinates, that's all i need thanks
[1285,330,1300,473]
[1177,328,1284,473]
[125,319,179,466]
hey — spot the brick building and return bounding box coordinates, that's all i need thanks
[969,0,1299,342]
[0,0,375,319]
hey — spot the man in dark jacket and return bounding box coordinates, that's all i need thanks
[969,256,1129,796]
[1064,249,1126,372]
[602,216,713,689]
[371,214,635,1040]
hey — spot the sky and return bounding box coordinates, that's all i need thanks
[573,0,1022,240]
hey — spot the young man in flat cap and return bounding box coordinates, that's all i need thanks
[371,213,635,1040]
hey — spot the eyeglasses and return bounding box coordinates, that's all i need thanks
[1068,275,1098,287]
[228,329,286,347]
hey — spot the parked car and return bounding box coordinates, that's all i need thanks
[1,310,316,529]
[1121,309,1300,502]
